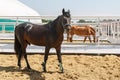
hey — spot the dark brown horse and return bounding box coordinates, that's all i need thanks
[67,25,97,43]
[14,9,71,72]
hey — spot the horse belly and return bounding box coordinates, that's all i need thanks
[75,30,89,36]
[26,36,46,46]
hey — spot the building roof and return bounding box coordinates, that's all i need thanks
[0,0,40,16]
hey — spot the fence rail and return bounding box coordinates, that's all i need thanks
[0,16,120,44]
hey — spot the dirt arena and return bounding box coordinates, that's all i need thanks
[0,54,120,80]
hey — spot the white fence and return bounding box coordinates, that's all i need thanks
[98,21,120,43]
[0,16,120,44]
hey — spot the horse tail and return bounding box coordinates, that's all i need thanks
[89,26,96,33]
[14,31,21,58]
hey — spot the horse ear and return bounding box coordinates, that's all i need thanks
[68,9,70,13]
[62,8,65,15]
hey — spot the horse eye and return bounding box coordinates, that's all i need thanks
[64,18,67,23]
[64,16,67,19]
[66,13,70,18]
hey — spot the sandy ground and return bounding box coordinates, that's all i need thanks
[0,54,120,80]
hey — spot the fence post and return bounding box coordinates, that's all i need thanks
[96,17,100,45]
[15,17,19,26]
[119,22,120,39]
[113,23,115,39]
[2,24,5,33]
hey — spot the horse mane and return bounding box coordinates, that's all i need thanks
[48,15,64,33]
[44,15,64,40]
[49,15,62,28]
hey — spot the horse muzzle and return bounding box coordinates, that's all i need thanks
[64,24,71,30]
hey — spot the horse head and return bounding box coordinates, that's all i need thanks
[61,8,71,31]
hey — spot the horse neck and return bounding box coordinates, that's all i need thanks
[52,16,64,36]
[69,26,75,34]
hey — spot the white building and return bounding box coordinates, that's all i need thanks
[0,0,41,23]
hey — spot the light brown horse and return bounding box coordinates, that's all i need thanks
[67,25,97,43]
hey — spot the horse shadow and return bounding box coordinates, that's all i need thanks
[0,66,45,80]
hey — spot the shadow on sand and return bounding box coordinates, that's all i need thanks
[0,66,45,80]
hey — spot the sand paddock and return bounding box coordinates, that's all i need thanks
[0,54,120,80]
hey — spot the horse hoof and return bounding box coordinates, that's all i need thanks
[60,67,64,73]
[28,68,32,71]
[41,62,47,72]
[17,66,22,70]
[24,67,32,71]
[58,64,64,73]
[42,70,47,72]
[42,67,47,72]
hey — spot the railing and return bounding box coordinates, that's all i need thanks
[0,16,42,33]
[0,16,120,44]
[99,21,120,43]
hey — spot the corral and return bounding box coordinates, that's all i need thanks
[0,16,120,80]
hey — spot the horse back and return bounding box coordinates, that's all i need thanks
[70,26,89,35]
[70,25,96,36]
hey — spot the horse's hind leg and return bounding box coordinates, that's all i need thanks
[56,47,64,73]
[24,51,31,70]
[41,47,50,72]
[17,48,22,69]
[22,43,31,70]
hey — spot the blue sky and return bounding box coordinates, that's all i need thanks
[19,0,120,16]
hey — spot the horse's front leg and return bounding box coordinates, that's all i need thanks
[88,36,92,43]
[83,36,87,43]
[70,35,73,42]
[67,31,70,42]
[41,47,50,72]
[56,47,64,73]
[93,35,96,43]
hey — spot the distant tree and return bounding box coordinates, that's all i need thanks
[102,19,115,22]
[117,19,120,21]
[77,19,86,23]
[42,19,52,23]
